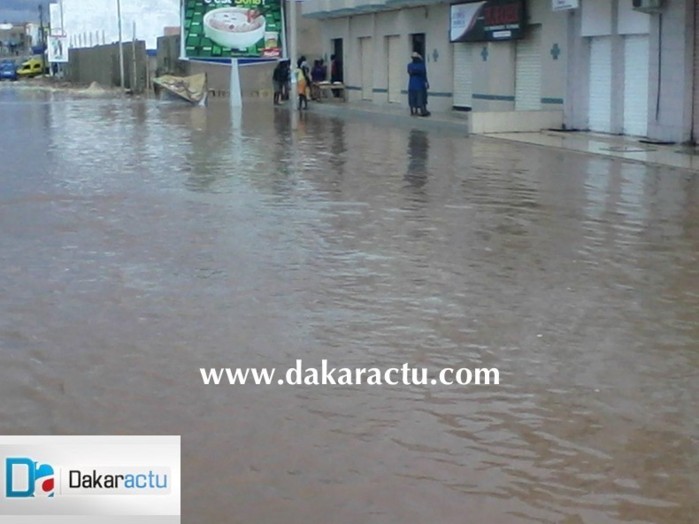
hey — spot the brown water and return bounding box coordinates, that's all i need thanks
[1,87,698,523]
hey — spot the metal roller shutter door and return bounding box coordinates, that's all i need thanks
[515,26,542,111]
[453,43,473,109]
[588,36,613,133]
[623,35,649,137]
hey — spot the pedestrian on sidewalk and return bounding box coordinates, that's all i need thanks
[330,54,343,97]
[279,59,291,101]
[272,60,285,105]
[296,56,311,110]
[311,59,325,100]
[407,52,430,117]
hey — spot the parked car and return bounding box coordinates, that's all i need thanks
[0,60,17,81]
[17,57,47,79]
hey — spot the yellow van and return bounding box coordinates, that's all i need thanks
[17,57,46,78]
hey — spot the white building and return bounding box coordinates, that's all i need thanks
[565,0,695,143]
[303,0,699,143]
[303,0,566,133]
[25,23,41,48]
[52,0,179,50]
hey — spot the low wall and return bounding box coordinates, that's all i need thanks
[470,110,564,134]
[67,42,148,93]
[156,35,186,77]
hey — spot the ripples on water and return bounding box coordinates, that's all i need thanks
[0,88,698,523]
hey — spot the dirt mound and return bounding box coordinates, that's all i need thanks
[85,81,108,92]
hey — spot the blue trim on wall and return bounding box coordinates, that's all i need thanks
[336,89,561,104]
[186,57,277,66]
[472,93,516,101]
[399,90,452,97]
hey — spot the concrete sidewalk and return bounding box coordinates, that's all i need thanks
[309,99,471,134]
[483,129,699,172]
[310,99,699,172]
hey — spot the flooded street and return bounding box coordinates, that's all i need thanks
[1,87,698,523]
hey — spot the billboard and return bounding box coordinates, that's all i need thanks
[552,0,579,10]
[49,2,63,35]
[182,0,284,59]
[450,0,524,42]
[48,35,69,62]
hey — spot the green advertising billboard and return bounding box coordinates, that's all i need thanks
[182,0,284,59]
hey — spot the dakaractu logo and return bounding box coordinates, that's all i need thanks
[5,458,55,498]
[4,457,171,498]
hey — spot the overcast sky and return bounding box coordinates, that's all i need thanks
[1,0,51,23]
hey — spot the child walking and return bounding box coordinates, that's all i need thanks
[296,57,311,110]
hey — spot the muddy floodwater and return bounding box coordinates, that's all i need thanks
[1,87,698,523]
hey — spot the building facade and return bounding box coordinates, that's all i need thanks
[303,0,699,143]
[302,0,566,132]
[565,0,694,143]
[0,24,30,56]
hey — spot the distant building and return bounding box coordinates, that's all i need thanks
[25,23,41,49]
[0,24,29,56]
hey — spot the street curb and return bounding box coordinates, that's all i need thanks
[476,133,699,174]
[309,102,471,135]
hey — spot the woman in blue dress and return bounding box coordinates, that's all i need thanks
[407,52,430,117]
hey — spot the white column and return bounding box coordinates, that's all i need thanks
[230,58,242,108]
[289,0,298,128]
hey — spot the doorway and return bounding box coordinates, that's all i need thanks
[411,33,425,59]
[331,38,344,84]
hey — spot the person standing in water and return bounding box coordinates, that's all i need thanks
[407,52,430,117]
[296,56,311,110]
[272,60,285,105]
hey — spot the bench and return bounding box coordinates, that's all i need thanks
[313,82,346,102]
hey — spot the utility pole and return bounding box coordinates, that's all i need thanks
[288,0,298,129]
[132,21,137,93]
[116,0,125,91]
[38,4,45,75]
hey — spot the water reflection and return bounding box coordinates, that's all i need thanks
[0,91,698,523]
[329,117,347,175]
[404,129,429,189]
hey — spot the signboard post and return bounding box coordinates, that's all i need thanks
[230,57,242,108]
